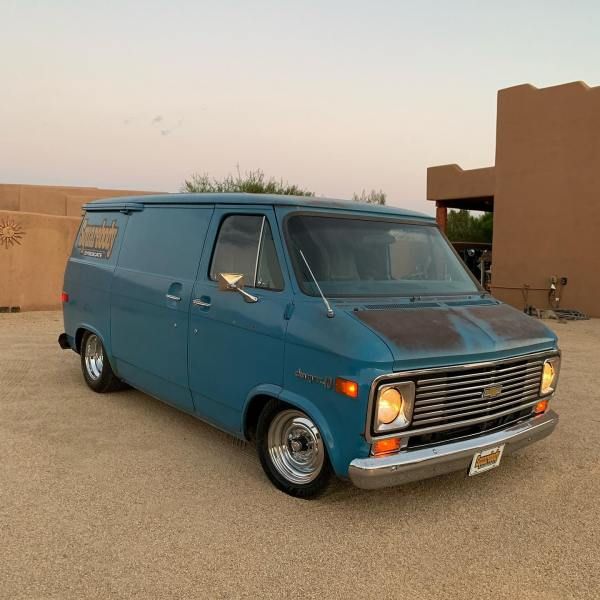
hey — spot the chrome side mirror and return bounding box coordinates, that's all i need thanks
[217,273,258,303]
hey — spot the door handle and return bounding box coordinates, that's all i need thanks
[193,298,211,308]
[166,294,181,302]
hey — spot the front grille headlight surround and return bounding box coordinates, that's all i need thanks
[373,381,415,434]
[540,355,561,396]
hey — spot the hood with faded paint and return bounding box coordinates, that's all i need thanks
[352,300,557,370]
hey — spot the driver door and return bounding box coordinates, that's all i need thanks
[188,207,291,433]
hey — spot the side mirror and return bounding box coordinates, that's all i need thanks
[217,273,258,303]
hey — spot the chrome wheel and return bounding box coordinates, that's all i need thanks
[267,409,324,484]
[84,334,104,381]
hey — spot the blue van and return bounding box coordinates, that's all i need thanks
[59,194,560,498]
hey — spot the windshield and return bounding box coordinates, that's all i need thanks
[286,215,479,297]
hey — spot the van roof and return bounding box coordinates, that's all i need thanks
[84,193,434,222]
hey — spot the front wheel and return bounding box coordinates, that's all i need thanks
[256,400,332,499]
[80,331,124,393]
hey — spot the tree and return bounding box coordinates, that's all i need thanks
[352,189,386,205]
[182,168,314,196]
[446,209,493,243]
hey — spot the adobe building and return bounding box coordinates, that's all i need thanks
[428,81,600,318]
[0,184,158,311]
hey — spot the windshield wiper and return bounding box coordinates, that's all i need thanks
[298,249,334,319]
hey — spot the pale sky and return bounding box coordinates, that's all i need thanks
[2,0,599,214]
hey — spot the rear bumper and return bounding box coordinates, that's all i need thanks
[348,410,558,490]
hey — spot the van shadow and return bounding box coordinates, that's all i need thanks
[96,383,524,510]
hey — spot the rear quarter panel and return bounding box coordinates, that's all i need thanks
[63,209,129,356]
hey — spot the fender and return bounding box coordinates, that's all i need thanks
[275,388,342,474]
[242,384,340,470]
[241,383,284,437]
[242,383,284,416]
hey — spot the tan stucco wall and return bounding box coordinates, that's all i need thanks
[0,210,81,311]
[427,164,496,201]
[491,82,600,317]
[0,183,160,311]
[0,183,157,217]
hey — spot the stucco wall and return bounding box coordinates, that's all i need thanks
[0,184,157,217]
[491,82,600,317]
[0,210,81,311]
[0,183,160,311]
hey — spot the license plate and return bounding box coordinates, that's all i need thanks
[469,444,505,476]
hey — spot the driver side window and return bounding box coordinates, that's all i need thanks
[210,215,284,291]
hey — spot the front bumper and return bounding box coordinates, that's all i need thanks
[348,410,558,490]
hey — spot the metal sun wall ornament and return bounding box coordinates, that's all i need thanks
[0,218,25,249]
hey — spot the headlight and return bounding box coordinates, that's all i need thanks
[377,388,401,424]
[540,356,560,396]
[374,381,415,433]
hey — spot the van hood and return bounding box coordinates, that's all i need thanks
[352,301,557,370]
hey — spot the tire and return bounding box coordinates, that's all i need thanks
[256,399,332,499]
[80,331,124,393]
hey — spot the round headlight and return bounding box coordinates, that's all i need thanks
[541,359,557,395]
[377,387,402,424]
[372,381,415,434]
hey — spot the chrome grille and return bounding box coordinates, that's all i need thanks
[409,357,544,435]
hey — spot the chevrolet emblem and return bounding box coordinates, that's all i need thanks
[482,384,503,399]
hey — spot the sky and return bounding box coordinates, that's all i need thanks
[1,1,600,214]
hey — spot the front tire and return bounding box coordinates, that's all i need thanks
[80,331,124,393]
[256,400,332,499]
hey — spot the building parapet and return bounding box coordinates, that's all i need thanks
[427,164,495,202]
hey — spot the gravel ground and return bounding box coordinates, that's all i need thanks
[1,311,599,600]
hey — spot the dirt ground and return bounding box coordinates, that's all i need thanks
[1,311,599,600]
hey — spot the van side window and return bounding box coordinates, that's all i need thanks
[210,215,284,291]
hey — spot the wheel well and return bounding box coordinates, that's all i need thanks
[75,328,89,354]
[244,394,280,441]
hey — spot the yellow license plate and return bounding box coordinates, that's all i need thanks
[469,444,505,476]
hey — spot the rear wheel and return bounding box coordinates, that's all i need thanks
[80,331,124,393]
[257,400,331,499]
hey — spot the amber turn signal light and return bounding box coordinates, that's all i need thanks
[534,399,549,414]
[335,378,358,398]
[372,437,401,456]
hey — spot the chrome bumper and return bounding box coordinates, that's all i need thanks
[349,410,558,490]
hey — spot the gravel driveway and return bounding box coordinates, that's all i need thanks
[1,311,598,599]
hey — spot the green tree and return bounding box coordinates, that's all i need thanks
[352,189,386,205]
[446,209,493,243]
[182,168,314,196]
